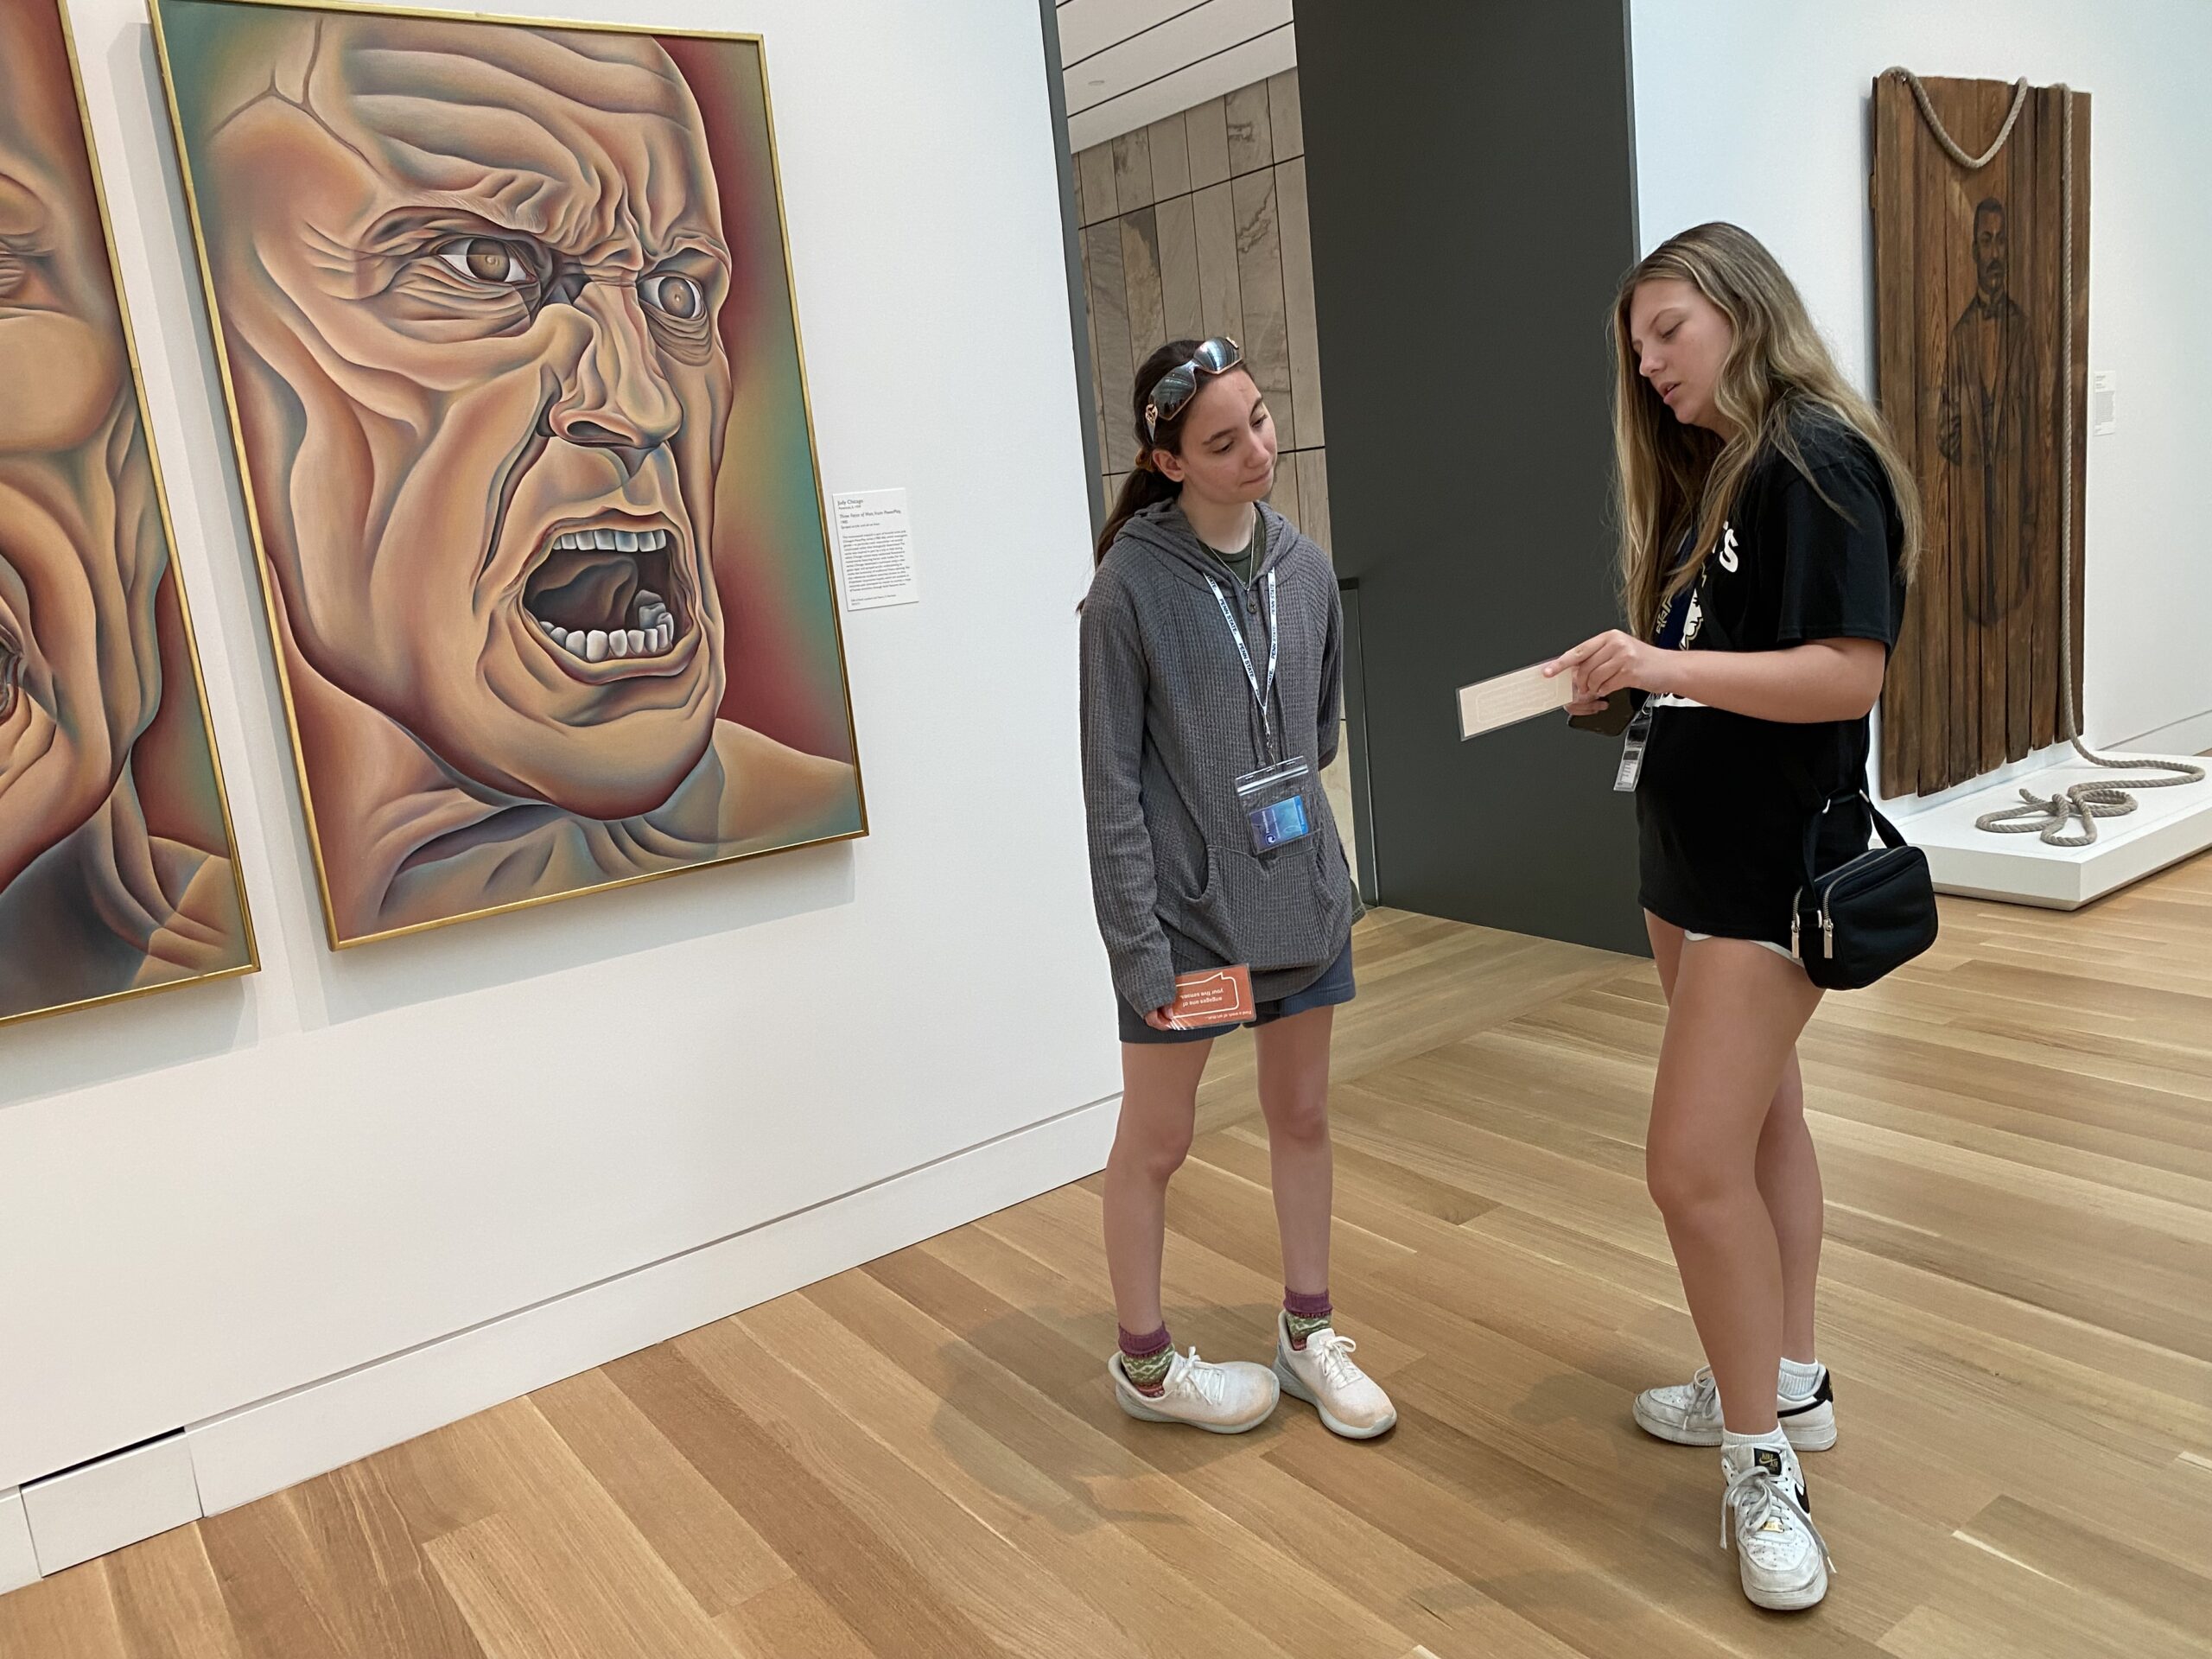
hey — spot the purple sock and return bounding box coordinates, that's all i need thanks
[1118,1324,1172,1359]
[1284,1289,1333,1350]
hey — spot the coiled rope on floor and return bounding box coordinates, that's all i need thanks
[1885,68,2203,847]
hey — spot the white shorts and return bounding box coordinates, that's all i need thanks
[1683,930,1801,966]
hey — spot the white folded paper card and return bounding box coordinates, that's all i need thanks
[1457,661,1576,740]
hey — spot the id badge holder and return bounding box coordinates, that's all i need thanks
[1613,703,1654,792]
[1235,757,1315,852]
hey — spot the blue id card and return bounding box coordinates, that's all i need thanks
[1251,793,1310,848]
[1236,758,1316,853]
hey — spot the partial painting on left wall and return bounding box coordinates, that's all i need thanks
[0,0,256,1025]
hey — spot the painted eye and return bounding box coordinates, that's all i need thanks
[435,237,531,285]
[640,272,705,321]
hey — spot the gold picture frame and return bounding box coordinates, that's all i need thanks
[0,0,257,1028]
[149,0,867,948]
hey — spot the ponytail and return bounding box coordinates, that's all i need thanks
[1095,459,1179,565]
[1092,338,1210,567]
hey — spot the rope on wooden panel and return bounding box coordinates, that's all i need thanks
[1893,71,2031,168]
[1886,69,2203,847]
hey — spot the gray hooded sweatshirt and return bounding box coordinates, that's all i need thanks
[1080,499,1362,1015]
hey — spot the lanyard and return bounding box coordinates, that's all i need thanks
[1209,569,1279,758]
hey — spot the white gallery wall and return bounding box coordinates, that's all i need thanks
[0,0,1113,1537]
[1630,0,2212,798]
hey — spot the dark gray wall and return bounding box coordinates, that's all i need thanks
[1297,0,1649,954]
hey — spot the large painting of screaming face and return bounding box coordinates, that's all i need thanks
[153,0,866,947]
[0,0,255,1025]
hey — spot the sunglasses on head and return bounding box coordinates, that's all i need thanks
[1143,337,1243,441]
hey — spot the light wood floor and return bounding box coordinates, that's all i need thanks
[6,858,2209,1658]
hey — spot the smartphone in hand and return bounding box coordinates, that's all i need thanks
[1567,690,1636,737]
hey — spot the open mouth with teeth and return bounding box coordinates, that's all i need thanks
[522,524,687,665]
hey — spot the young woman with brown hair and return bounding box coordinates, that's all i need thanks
[1079,338,1392,1443]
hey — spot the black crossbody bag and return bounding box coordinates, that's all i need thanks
[1789,791,1939,989]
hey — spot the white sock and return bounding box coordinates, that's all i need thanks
[1722,1425,1792,1459]
[1723,1426,1790,1447]
[1778,1357,1824,1397]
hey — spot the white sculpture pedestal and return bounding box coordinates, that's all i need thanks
[1900,753,2212,909]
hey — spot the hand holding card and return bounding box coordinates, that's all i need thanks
[1457,662,1578,740]
[1161,964,1255,1030]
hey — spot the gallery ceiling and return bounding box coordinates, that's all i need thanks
[1058,0,1296,151]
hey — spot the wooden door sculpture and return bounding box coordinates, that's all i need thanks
[1872,73,2088,799]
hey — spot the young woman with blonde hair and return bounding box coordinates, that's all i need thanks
[1551,221,1921,1611]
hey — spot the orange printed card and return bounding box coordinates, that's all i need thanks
[1163,964,1256,1029]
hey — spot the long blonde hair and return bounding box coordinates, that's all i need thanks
[1611,222,1922,639]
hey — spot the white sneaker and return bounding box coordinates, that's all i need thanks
[1273,1313,1397,1440]
[1634,1364,1837,1452]
[1721,1440,1833,1611]
[1111,1347,1279,1433]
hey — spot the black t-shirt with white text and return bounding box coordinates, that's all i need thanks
[1636,415,1906,945]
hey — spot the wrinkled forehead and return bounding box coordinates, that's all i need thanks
[213,13,725,258]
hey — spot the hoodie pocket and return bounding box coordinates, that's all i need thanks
[1173,839,1339,972]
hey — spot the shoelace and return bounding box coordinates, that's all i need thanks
[1683,1366,1719,1421]
[1307,1331,1369,1393]
[1163,1348,1228,1408]
[1722,1465,1836,1573]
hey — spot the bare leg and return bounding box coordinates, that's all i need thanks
[1103,1036,1214,1338]
[1646,912,1686,999]
[1644,935,1823,1434]
[1254,1006,1337,1301]
[1758,1050,1824,1363]
[1646,915,1825,1371]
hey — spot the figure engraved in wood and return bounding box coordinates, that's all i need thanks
[1936,197,2036,626]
